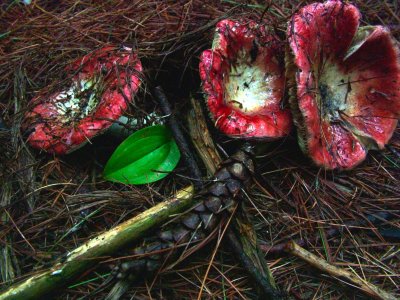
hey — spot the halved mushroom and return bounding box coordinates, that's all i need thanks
[287,0,400,169]
[23,45,142,155]
[199,19,292,139]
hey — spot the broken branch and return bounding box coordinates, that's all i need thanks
[285,241,396,300]
[0,186,194,300]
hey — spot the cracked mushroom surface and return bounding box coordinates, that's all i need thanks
[287,0,400,169]
[199,19,292,139]
[23,45,142,155]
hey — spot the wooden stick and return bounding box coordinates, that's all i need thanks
[261,211,398,256]
[0,186,194,300]
[187,97,281,299]
[285,241,396,300]
[154,86,203,189]
[187,96,222,176]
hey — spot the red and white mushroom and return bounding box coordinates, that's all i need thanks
[287,0,400,169]
[23,45,142,155]
[199,19,292,139]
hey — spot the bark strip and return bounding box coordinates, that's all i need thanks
[0,186,194,300]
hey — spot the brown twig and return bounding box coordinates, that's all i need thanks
[187,96,281,299]
[226,230,282,299]
[153,86,203,190]
[157,92,280,298]
[260,211,399,256]
[285,241,396,300]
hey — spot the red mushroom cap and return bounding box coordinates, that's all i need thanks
[287,0,400,169]
[199,19,292,139]
[23,45,142,155]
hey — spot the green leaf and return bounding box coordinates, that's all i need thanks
[104,125,180,184]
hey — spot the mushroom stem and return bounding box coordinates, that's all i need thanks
[0,186,194,300]
[108,114,161,139]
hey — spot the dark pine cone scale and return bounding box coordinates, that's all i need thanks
[113,145,255,280]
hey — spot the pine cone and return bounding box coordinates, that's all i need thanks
[112,145,255,280]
